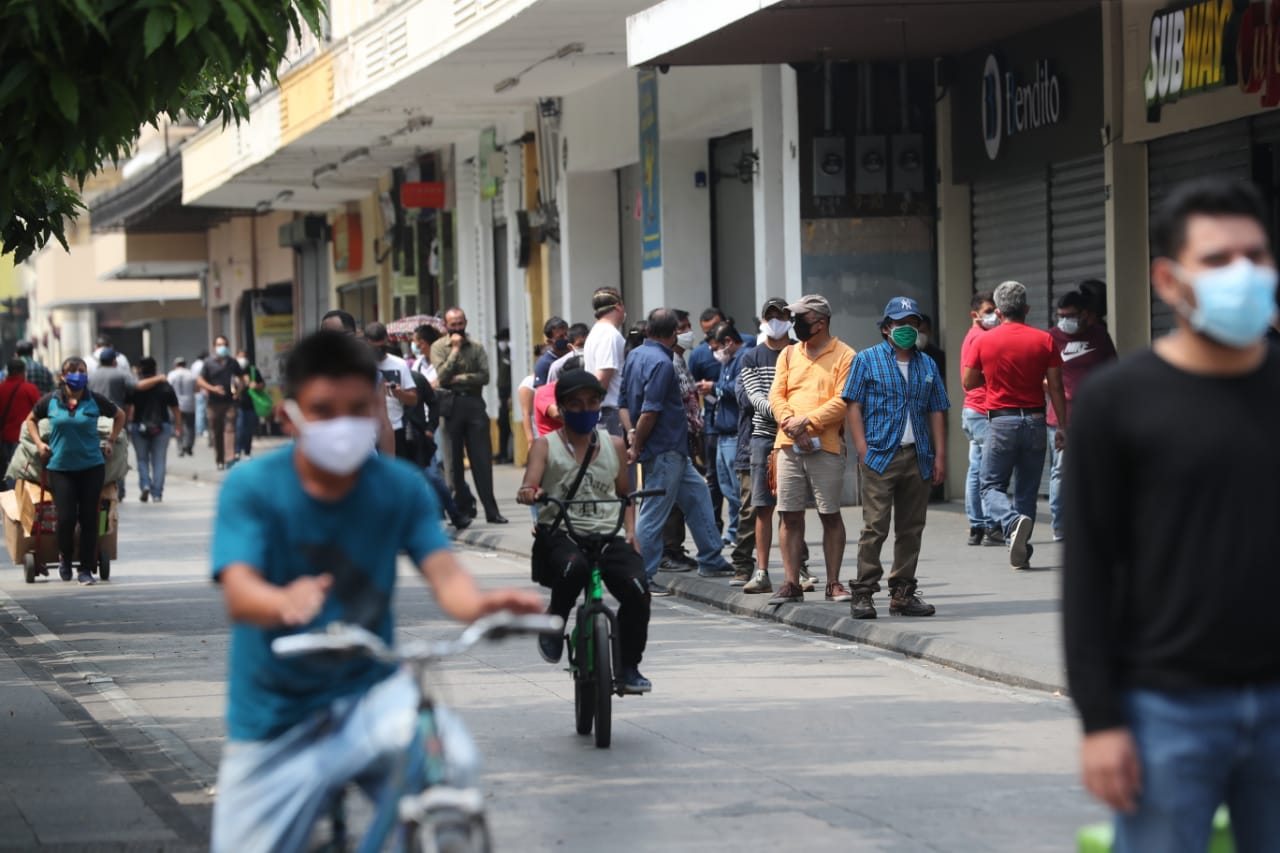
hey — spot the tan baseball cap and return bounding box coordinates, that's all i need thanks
[786,294,832,317]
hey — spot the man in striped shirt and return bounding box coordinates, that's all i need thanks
[843,297,949,619]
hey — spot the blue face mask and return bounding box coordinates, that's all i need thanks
[216,345,230,358]
[1179,258,1279,348]
[563,409,601,435]
[64,372,88,391]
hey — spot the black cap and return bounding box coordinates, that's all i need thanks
[761,297,789,315]
[554,369,605,404]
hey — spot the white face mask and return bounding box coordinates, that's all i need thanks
[1057,317,1081,336]
[237,357,249,369]
[676,331,695,350]
[284,400,378,476]
[914,333,929,350]
[713,347,732,365]
[980,312,1000,329]
[763,318,793,339]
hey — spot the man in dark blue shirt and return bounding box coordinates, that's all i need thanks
[533,316,570,388]
[621,308,734,593]
[842,297,949,620]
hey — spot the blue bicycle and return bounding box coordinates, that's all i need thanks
[271,611,562,852]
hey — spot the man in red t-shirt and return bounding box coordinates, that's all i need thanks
[0,359,41,489]
[962,281,1068,570]
[959,290,1003,547]
[1047,289,1116,541]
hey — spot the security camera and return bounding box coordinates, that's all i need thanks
[658,64,670,74]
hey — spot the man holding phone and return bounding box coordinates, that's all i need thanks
[364,322,417,460]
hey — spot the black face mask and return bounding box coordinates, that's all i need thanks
[449,328,467,339]
[793,316,817,342]
[552,337,570,353]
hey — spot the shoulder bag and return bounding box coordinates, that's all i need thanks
[246,366,275,419]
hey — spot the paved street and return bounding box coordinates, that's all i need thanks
[0,444,1105,850]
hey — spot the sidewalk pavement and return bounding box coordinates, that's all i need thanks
[168,436,1069,694]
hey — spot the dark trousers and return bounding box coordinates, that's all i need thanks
[730,471,756,571]
[444,396,500,519]
[663,505,686,556]
[0,441,17,490]
[179,411,195,454]
[497,394,512,462]
[544,533,650,667]
[235,408,258,458]
[48,465,105,568]
[393,426,410,460]
[207,399,234,465]
[704,433,723,533]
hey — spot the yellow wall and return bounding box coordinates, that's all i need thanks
[0,254,17,300]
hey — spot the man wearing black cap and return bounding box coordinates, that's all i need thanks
[518,369,652,693]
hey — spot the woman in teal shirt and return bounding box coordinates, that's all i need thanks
[25,357,125,585]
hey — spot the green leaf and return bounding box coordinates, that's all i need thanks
[174,8,194,44]
[0,63,29,104]
[70,0,108,36]
[219,0,249,43]
[49,71,79,121]
[143,7,173,57]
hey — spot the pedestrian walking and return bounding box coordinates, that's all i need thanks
[1046,288,1116,541]
[15,341,55,394]
[1065,178,1280,851]
[87,335,130,372]
[233,350,268,464]
[26,358,125,585]
[962,281,1067,570]
[959,291,1003,547]
[429,307,506,524]
[843,298,949,619]
[582,288,628,437]
[126,357,180,503]
[620,308,734,594]
[766,294,855,605]
[0,360,42,489]
[196,336,244,471]
[168,357,198,457]
[364,323,418,461]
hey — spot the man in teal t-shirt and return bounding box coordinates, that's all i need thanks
[209,331,542,852]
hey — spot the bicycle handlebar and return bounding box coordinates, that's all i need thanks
[534,489,665,543]
[271,612,564,665]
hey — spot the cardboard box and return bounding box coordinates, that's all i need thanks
[17,479,54,536]
[0,491,29,566]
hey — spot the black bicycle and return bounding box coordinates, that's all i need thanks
[536,489,663,748]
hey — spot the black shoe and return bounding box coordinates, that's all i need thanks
[967,526,983,546]
[659,556,693,573]
[486,514,509,525]
[889,584,936,617]
[983,527,1005,546]
[538,631,564,664]
[451,514,472,531]
[850,592,877,619]
[140,489,149,503]
[59,560,73,582]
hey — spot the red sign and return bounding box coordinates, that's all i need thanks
[400,181,446,209]
[332,213,363,272]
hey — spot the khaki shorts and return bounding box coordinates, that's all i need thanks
[775,447,845,514]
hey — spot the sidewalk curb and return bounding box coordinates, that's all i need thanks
[450,528,1068,696]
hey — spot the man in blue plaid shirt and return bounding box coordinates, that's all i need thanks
[842,297,949,620]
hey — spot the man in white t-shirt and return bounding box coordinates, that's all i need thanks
[582,288,628,437]
[365,322,418,460]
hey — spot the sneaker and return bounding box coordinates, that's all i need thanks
[729,568,752,587]
[742,569,772,594]
[659,556,693,573]
[1052,530,1065,543]
[798,567,817,593]
[77,571,96,586]
[825,580,852,602]
[538,631,564,664]
[767,581,804,605]
[982,527,1005,547]
[139,489,149,503]
[1008,515,1033,569]
[967,526,984,546]
[649,580,672,597]
[889,585,936,617]
[850,592,876,619]
[451,514,473,532]
[697,564,735,578]
[152,496,162,504]
[59,560,73,582]
[621,668,652,694]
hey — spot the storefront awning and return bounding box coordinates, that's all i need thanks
[39,279,201,311]
[90,151,231,234]
[626,0,1099,67]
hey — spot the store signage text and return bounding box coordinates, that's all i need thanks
[981,55,1063,161]
[1145,0,1280,118]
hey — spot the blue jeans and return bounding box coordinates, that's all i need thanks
[715,435,741,541]
[1116,685,1280,852]
[195,393,207,437]
[960,408,992,529]
[637,450,733,580]
[1047,424,1063,536]
[979,414,1046,537]
[235,407,259,457]
[212,671,478,853]
[130,423,173,499]
[425,463,461,522]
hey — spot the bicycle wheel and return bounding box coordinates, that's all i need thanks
[574,621,594,735]
[593,614,612,749]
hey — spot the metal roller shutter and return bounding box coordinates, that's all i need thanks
[1147,121,1251,337]
[1049,155,1106,319]
[972,173,1050,325]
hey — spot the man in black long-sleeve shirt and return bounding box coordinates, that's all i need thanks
[1064,178,1280,851]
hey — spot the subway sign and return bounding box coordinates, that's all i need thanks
[1146,0,1280,118]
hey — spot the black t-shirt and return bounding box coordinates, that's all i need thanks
[127,382,179,426]
[202,356,243,396]
[238,364,261,411]
[1064,347,1280,733]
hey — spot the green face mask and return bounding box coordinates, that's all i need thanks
[890,325,918,350]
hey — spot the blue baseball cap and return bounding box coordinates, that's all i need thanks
[883,297,922,321]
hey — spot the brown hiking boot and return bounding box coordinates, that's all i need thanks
[850,592,876,619]
[767,581,804,605]
[825,580,852,602]
[889,584,936,617]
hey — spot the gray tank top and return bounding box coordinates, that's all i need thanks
[536,429,619,536]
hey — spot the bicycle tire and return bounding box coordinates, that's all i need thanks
[593,614,612,749]
[574,622,594,735]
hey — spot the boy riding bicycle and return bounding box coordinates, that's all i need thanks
[517,369,653,693]
[210,331,542,852]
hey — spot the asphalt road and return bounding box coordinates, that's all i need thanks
[0,468,1106,851]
